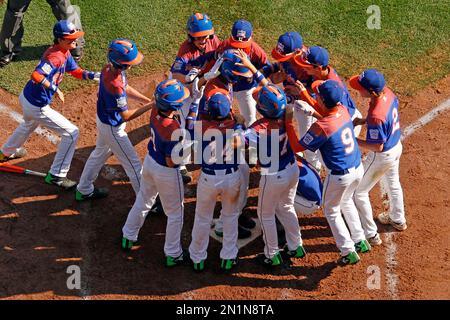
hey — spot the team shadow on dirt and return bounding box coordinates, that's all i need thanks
[0,124,341,298]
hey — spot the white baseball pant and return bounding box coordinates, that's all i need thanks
[1,92,79,177]
[258,162,302,258]
[213,160,251,235]
[76,116,142,196]
[122,154,184,258]
[322,164,366,256]
[353,141,405,238]
[234,88,257,127]
[189,169,241,263]
[294,107,321,171]
[294,194,320,216]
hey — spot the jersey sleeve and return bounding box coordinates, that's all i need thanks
[251,42,268,69]
[108,84,128,112]
[65,54,79,72]
[366,117,387,144]
[300,123,326,152]
[35,59,55,77]
[170,56,189,75]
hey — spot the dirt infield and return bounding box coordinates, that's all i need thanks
[0,73,449,300]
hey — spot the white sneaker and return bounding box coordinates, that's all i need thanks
[367,233,382,246]
[0,147,27,162]
[377,212,407,231]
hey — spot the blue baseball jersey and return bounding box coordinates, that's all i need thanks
[297,158,322,205]
[365,88,401,152]
[23,45,78,107]
[148,108,182,168]
[96,64,128,126]
[300,105,361,171]
[200,118,242,172]
[243,118,295,173]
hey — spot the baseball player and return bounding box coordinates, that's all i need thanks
[121,79,190,267]
[210,19,271,127]
[189,48,256,239]
[294,157,323,216]
[0,20,98,189]
[349,69,406,242]
[233,51,305,267]
[188,91,245,272]
[285,80,370,265]
[169,12,221,184]
[265,32,325,171]
[75,38,153,201]
[293,46,363,137]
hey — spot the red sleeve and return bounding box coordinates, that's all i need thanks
[68,67,84,79]
[299,90,326,117]
[286,119,305,153]
[250,42,268,67]
[212,35,222,49]
[31,71,45,83]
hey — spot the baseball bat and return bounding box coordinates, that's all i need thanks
[0,163,47,177]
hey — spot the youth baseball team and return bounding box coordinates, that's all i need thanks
[0,13,407,272]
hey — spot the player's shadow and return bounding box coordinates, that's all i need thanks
[14,45,50,62]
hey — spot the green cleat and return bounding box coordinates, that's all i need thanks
[355,239,371,253]
[340,251,360,265]
[193,259,205,272]
[220,258,238,271]
[75,187,109,201]
[257,252,283,267]
[166,250,188,267]
[284,245,306,259]
[121,237,135,251]
[45,172,77,190]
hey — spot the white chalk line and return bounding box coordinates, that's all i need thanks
[79,208,92,300]
[401,99,450,140]
[0,103,60,145]
[380,98,450,300]
[0,102,119,181]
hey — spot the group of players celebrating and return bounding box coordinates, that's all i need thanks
[0,13,407,272]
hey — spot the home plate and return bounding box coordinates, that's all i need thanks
[210,218,262,248]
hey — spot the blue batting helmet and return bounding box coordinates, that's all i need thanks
[107,38,143,69]
[220,49,253,84]
[206,89,232,119]
[187,13,214,38]
[252,84,287,119]
[53,20,84,40]
[154,79,190,112]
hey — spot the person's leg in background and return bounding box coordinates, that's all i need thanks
[46,0,85,60]
[0,0,32,67]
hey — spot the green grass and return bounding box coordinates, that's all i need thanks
[0,0,449,96]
